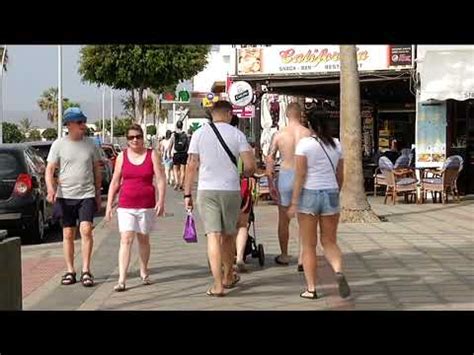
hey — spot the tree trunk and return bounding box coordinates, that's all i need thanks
[339,45,379,223]
[137,88,145,124]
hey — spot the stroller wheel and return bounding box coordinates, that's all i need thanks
[258,244,265,266]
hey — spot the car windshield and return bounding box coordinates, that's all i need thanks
[0,153,21,179]
[31,145,51,161]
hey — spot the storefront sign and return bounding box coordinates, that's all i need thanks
[228,81,253,107]
[237,45,412,76]
[233,105,255,118]
[389,45,413,68]
[415,99,447,168]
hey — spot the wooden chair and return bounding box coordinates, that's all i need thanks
[379,156,418,204]
[420,155,463,203]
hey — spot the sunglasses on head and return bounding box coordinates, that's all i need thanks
[127,134,143,141]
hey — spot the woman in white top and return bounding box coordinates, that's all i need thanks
[288,110,351,300]
[160,130,174,186]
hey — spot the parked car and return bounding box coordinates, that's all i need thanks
[0,144,54,243]
[101,143,119,172]
[97,148,113,193]
[27,141,54,161]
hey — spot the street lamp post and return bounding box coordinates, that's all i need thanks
[102,88,105,142]
[0,45,7,144]
[57,46,63,138]
[110,89,114,144]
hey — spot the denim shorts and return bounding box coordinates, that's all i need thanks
[277,168,295,207]
[298,188,340,216]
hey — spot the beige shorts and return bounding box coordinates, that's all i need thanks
[196,190,241,235]
[116,208,155,234]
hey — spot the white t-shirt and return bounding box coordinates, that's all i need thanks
[188,122,251,191]
[295,136,343,190]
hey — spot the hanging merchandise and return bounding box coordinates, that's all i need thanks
[261,94,272,129]
[278,95,289,128]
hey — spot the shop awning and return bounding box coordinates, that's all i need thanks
[420,49,474,102]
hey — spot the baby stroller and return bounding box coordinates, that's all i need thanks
[243,195,265,267]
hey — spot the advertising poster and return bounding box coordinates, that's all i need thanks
[415,99,447,168]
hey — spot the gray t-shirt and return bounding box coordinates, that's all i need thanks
[47,137,101,199]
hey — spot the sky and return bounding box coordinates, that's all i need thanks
[1,45,193,128]
[2,45,124,127]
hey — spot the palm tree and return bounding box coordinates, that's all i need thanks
[19,118,33,135]
[339,45,379,222]
[37,87,80,124]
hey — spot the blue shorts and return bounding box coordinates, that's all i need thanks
[277,168,295,207]
[298,188,340,216]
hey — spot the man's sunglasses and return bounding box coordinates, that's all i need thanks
[127,134,143,141]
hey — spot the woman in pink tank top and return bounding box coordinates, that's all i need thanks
[105,124,166,292]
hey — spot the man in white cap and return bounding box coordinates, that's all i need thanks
[45,107,102,287]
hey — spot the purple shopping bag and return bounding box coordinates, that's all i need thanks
[183,211,198,243]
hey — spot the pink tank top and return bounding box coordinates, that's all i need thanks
[118,148,156,209]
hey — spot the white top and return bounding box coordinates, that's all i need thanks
[188,122,251,191]
[161,138,172,159]
[295,136,343,190]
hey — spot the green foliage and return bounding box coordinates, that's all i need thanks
[2,122,24,143]
[27,129,42,141]
[41,127,58,140]
[146,125,157,136]
[78,45,210,122]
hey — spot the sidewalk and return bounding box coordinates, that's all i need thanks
[24,189,474,310]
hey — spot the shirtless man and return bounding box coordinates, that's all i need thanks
[266,103,310,269]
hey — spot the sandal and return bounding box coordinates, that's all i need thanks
[114,283,126,292]
[300,289,318,300]
[297,264,304,272]
[141,275,152,286]
[80,271,95,287]
[274,255,289,266]
[61,272,76,286]
[223,274,241,289]
[206,288,225,297]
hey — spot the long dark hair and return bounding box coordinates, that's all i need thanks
[307,109,335,148]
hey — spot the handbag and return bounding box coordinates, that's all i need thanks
[183,211,198,243]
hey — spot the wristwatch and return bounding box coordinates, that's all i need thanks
[183,194,192,199]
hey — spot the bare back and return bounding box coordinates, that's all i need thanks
[274,123,311,170]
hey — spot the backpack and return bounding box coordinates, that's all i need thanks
[174,131,188,153]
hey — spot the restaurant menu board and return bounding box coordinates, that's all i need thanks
[416,100,447,168]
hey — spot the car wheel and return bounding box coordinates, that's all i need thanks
[30,209,45,244]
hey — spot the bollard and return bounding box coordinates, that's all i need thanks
[0,231,23,310]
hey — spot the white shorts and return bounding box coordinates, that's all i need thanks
[116,208,155,234]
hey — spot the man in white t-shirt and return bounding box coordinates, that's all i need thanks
[183,100,256,297]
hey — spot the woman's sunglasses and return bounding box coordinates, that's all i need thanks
[127,134,143,141]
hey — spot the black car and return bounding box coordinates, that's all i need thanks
[0,144,54,243]
[27,140,54,161]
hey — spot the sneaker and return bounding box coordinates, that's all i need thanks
[335,272,351,298]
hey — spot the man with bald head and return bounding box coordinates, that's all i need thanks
[266,102,310,270]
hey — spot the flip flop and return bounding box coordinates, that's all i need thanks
[300,289,318,300]
[206,288,225,297]
[274,255,289,266]
[223,274,241,289]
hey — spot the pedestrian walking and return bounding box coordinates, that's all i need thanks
[45,107,102,287]
[160,130,174,186]
[168,120,189,191]
[287,109,351,299]
[266,103,310,271]
[183,101,256,296]
[105,124,166,292]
